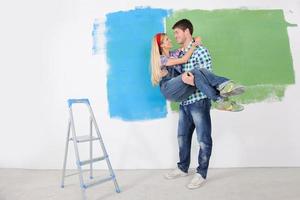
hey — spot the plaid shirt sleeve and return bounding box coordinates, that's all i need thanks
[195,46,212,71]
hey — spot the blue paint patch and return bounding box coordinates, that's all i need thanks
[92,18,100,55]
[105,8,170,121]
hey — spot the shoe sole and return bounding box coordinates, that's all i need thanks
[164,174,188,180]
[215,105,244,112]
[186,181,206,189]
[220,86,245,97]
[232,106,244,112]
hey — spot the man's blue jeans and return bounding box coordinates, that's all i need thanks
[177,98,212,179]
[160,68,229,102]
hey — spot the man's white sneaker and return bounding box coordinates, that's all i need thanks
[164,168,188,179]
[186,173,205,189]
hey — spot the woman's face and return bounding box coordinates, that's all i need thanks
[161,35,172,50]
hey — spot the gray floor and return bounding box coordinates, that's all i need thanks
[0,168,299,200]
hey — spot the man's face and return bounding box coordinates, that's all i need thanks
[173,28,186,44]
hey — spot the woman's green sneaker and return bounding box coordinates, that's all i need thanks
[214,99,244,112]
[220,82,245,97]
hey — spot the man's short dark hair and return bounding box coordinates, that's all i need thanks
[172,19,193,35]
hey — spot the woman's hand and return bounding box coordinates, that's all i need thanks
[192,36,202,47]
[160,69,168,77]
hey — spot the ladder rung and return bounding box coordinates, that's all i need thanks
[84,175,114,189]
[70,135,100,143]
[65,169,90,177]
[79,156,107,166]
[68,98,90,107]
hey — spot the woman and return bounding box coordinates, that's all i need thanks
[150,33,245,112]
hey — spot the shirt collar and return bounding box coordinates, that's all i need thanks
[182,41,194,53]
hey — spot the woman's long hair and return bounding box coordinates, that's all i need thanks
[150,33,165,86]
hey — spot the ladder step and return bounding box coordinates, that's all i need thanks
[79,156,108,166]
[68,98,90,107]
[64,169,90,178]
[84,175,115,189]
[70,135,100,143]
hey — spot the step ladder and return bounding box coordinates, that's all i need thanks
[61,98,120,200]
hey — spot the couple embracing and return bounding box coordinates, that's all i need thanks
[150,19,245,189]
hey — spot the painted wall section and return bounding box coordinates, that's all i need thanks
[105,8,170,121]
[92,19,101,55]
[166,9,295,111]
[103,8,295,116]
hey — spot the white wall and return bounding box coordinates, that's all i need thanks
[0,0,299,169]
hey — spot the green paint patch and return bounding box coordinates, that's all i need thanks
[166,9,295,111]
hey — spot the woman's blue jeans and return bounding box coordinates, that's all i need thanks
[160,68,229,102]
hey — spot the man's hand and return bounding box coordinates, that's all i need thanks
[182,72,195,86]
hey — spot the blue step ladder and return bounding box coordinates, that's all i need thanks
[61,98,120,200]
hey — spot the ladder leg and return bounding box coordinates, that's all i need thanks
[69,108,88,199]
[105,155,121,193]
[88,105,121,193]
[89,117,93,179]
[80,189,87,200]
[61,119,71,188]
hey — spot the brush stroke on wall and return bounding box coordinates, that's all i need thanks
[105,8,170,121]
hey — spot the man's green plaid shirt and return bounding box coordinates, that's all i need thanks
[180,42,213,105]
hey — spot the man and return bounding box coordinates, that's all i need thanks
[164,19,213,189]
